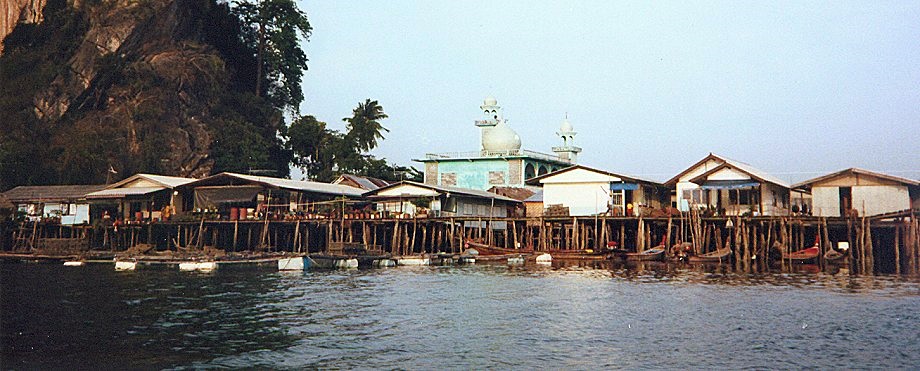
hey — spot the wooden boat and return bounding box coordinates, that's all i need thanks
[687,247,733,263]
[545,249,611,260]
[464,240,533,255]
[780,245,820,262]
[625,247,665,261]
[824,248,848,263]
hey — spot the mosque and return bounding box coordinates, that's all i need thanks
[415,97,581,191]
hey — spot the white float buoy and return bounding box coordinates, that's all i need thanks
[115,261,137,271]
[535,253,552,263]
[335,258,359,269]
[397,257,430,266]
[507,256,525,265]
[179,262,217,271]
[63,261,84,267]
[278,257,305,271]
[374,259,396,267]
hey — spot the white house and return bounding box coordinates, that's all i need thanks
[526,165,667,216]
[666,153,799,216]
[792,168,920,217]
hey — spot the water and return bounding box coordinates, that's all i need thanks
[2,261,919,369]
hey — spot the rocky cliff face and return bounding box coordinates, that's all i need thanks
[0,0,46,55]
[0,0,279,186]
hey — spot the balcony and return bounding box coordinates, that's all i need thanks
[422,149,572,163]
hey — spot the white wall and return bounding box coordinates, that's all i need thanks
[853,185,911,216]
[812,185,911,217]
[543,182,610,216]
[812,187,840,217]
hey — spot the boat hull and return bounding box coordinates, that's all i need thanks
[625,248,665,261]
[688,248,733,263]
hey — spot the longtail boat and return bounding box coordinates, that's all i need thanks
[625,247,665,261]
[464,240,533,255]
[824,248,848,263]
[775,235,821,262]
[687,247,733,263]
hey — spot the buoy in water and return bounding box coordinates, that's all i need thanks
[115,261,137,271]
[63,261,84,267]
[335,258,359,269]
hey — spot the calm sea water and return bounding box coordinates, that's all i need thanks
[2,260,919,369]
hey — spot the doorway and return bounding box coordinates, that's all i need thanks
[839,187,852,216]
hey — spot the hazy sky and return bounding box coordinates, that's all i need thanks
[294,1,919,183]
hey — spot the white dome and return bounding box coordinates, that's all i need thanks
[560,118,574,132]
[484,96,498,106]
[482,120,521,151]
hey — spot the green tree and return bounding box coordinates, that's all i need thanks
[343,99,389,153]
[232,0,312,110]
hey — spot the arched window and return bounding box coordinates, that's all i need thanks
[525,164,535,179]
[538,165,548,176]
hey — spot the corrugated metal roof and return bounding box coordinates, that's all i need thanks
[365,181,521,203]
[333,174,390,190]
[487,186,535,201]
[2,185,107,203]
[792,168,920,189]
[523,189,543,203]
[183,173,365,197]
[106,173,196,189]
[666,153,789,188]
[85,187,165,199]
[525,164,663,186]
[717,155,790,188]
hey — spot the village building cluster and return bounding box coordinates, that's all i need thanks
[3,97,918,225]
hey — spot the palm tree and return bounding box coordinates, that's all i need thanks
[343,99,389,153]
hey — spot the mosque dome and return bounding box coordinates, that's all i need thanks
[482,120,521,151]
[484,96,498,106]
[560,118,574,133]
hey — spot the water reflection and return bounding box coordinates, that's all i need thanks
[2,260,919,369]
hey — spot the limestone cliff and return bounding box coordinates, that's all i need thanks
[0,0,286,188]
[0,0,46,55]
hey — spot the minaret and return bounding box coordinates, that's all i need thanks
[475,96,501,151]
[552,116,582,163]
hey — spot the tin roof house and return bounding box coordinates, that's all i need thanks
[792,168,920,217]
[526,165,668,217]
[85,173,196,222]
[2,184,106,224]
[667,153,796,216]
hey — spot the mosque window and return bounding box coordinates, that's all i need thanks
[525,164,535,179]
[489,171,505,185]
[538,165,548,176]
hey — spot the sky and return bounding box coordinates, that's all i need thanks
[293,1,920,183]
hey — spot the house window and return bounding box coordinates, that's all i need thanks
[729,189,753,205]
[772,191,777,207]
[441,172,457,186]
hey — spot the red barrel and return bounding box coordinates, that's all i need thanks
[230,207,239,220]
[239,208,248,220]
[135,211,143,221]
